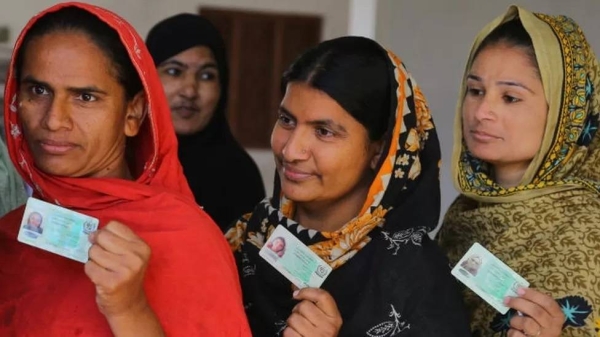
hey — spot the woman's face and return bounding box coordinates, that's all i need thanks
[158,46,221,135]
[271,82,381,207]
[462,43,547,174]
[271,238,285,252]
[17,31,144,178]
[28,213,42,227]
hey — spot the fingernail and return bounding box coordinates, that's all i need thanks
[293,290,299,298]
[503,296,511,305]
[517,288,526,296]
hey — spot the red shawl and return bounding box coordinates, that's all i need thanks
[0,2,250,336]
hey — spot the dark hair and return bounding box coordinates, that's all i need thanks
[282,36,391,141]
[15,7,142,100]
[474,19,539,76]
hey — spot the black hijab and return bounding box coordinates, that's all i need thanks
[226,37,470,336]
[146,14,265,230]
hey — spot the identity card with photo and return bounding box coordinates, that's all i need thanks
[451,242,530,314]
[17,197,99,263]
[259,225,332,289]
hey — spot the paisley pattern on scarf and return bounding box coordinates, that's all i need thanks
[227,50,437,269]
[440,6,600,336]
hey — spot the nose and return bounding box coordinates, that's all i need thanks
[178,73,199,100]
[42,95,73,131]
[472,93,496,122]
[280,128,310,162]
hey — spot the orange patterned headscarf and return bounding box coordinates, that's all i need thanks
[227,42,442,269]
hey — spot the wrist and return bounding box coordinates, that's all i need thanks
[104,300,164,337]
[104,297,151,322]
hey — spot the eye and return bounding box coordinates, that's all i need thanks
[199,71,217,81]
[278,113,295,128]
[503,95,521,103]
[466,87,483,96]
[78,93,97,102]
[316,127,334,138]
[30,85,49,96]
[165,67,182,77]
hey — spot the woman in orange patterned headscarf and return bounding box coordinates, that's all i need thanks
[0,3,250,336]
[226,36,470,336]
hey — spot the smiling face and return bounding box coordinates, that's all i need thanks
[462,43,547,174]
[17,30,144,179]
[271,82,381,207]
[157,46,221,135]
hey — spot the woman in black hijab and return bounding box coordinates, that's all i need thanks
[146,14,265,230]
[226,36,470,336]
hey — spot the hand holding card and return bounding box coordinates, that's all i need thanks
[284,288,342,337]
[85,221,152,319]
[504,288,564,337]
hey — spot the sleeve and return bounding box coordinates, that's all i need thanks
[140,208,252,337]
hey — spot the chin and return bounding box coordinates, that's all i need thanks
[280,183,317,204]
[466,146,500,163]
[34,161,79,178]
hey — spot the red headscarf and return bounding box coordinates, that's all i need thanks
[0,2,250,336]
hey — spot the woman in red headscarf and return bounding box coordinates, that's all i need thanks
[0,3,250,336]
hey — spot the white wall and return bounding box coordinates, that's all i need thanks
[376,0,600,228]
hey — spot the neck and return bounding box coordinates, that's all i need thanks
[92,155,133,180]
[492,162,530,188]
[294,181,370,232]
[111,161,133,180]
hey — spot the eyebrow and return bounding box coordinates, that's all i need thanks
[21,75,108,96]
[159,59,218,71]
[466,74,535,94]
[279,106,348,134]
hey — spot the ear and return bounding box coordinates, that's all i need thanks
[369,139,385,171]
[123,91,147,137]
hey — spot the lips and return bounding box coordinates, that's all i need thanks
[281,164,314,182]
[172,105,200,119]
[38,139,77,154]
[470,130,501,142]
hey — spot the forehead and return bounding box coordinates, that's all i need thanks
[470,44,538,78]
[164,45,217,67]
[283,83,353,121]
[20,31,116,84]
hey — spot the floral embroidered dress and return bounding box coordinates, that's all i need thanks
[226,45,471,336]
[439,6,600,337]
